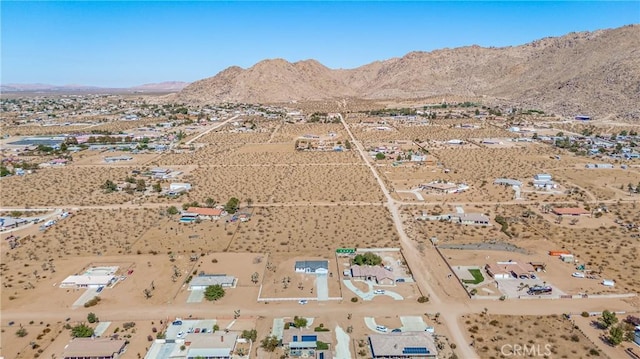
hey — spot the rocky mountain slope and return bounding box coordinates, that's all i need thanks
[177,25,640,119]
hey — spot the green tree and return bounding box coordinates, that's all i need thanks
[293,316,308,328]
[101,180,117,193]
[241,329,257,341]
[152,182,162,193]
[16,327,28,337]
[353,252,383,266]
[204,285,225,301]
[87,312,98,323]
[71,323,94,338]
[224,197,240,214]
[375,152,385,160]
[599,310,618,329]
[167,206,179,216]
[0,165,12,177]
[608,324,624,346]
[205,197,216,208]
[136,179,146,192]
[260,335,279,352]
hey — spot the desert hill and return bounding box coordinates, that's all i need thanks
[177,24,640,119]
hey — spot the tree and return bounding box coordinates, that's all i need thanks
[204,285,225,301]
[87,312,98,323]
[205,198,216,208]
[16,327,28,337]
[293,316,308,328]
[166,206,179,216]
[71,323,94,338]
[599,310,618,329]
[251,272,259,284]
[260,335,279,352]
[375,153,385,160]
[608,324,624,346]
[101,180,117,193]
[353,252,383,266]
[246,198,253,208]
[241,329,257,341]
[224,197,240,214]
[136,179,146,192]
[152,182,162,193]
[0,165,11,177]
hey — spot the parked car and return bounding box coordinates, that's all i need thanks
[96,286,104,293]
[572,272,586,278]
[373,289,385,295]
[376,325,388,332]
[298,300,308,305]
[172,320,182,326]
[391,328,402,333]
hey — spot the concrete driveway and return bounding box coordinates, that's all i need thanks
[334,325,352,359]
[342,280,374,300]
[271,318,284,340]
[378,290,404,300]
[400,316,427,332]
[187,290,204,303]
[364,317,380,332]
[316,273,329,301]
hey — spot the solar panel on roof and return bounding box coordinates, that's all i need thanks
[402,346,429,354]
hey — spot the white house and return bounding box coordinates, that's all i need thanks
[188,275,236,290]
[169,182,191,191]
[60,275,115,288]
[295,260,329,274]
[411,154,427,162]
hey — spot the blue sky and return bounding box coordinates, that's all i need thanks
[2,1,638,87]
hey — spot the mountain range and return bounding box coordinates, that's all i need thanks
[0,81,189,93]
[177,24,640,119]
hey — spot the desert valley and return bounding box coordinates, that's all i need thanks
[1,24,640,359]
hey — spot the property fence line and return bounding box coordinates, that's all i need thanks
[356,247,400,252]
[256,296,342,302]
[433,245,472,299]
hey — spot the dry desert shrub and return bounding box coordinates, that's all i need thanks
[188,164,384,203]
[270,123,348,143]
[36,209,158,256]
[229,206,400,253]
[1,166,133,206]
[462,314,600,358]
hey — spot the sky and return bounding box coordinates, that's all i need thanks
[1,1,639,87]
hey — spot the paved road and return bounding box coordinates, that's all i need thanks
[184,115,239,145]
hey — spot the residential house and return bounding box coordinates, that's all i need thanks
[551,207,590,216]
[60,275,115,288]
[186,207,224,220]
[350,265,395,285]
[62,338,127,359]
[485,261,536,280]
[421,182,459,194]
[369,332,438,358]
[283,328,332,359]
[188,274,236,290]
[295,260,329,274]
[451,213,490,226]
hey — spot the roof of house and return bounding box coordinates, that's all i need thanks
[455,213,490,223]
[494,178,522,186]
[187,207,223,216]
[295,260,328,271]
[282,328,332,345]
[552,207,590,216]
[351,265,395,281]
[369,332,437,358]
[63,338,126,358]
[186,333,238,349]
[189,275,235,287]
[487,262,535,276]
[423,182,458,190]
[61,275,114,286]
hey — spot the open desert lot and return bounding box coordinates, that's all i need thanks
[349,122,516,143]
[553,167,640,201]
[0,166,135,206]
[229,206,400,253]
[460,314,603,359]
[158,142,361,166]
[187,164,384,203]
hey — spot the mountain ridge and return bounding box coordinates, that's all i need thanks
[177,24,640,119]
